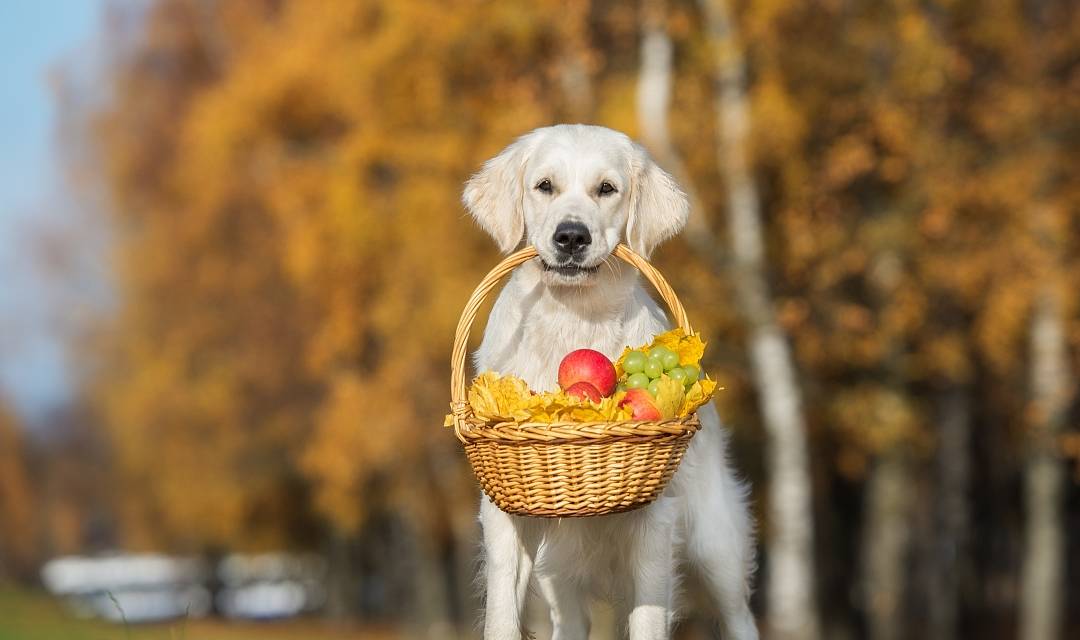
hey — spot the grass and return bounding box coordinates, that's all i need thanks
[0,586,400,640]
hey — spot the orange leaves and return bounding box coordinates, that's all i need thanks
[751,72,807,161]
[823,134,876,189]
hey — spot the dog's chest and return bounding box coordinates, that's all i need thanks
[499,318,622,392]
[476,276,667,392]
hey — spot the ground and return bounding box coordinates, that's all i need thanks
[0,584,734,639]
[0,586,400,640]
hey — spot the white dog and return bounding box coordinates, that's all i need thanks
[463,124,757,640]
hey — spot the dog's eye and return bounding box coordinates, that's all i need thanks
[535,179,553,194]
[598,181,617,196]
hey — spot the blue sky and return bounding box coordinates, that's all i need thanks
[0,1,104,421]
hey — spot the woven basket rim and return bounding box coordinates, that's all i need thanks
[453,408,701,444]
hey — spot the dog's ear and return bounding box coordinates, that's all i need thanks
[462,134,534,254]
[626,144,689,257]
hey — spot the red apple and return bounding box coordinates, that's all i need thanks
[558,349,617,396]
[619,388,662,420]
[565,381,602,403]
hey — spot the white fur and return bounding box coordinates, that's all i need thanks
[464,125,758,640]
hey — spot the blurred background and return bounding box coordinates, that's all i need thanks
[0,0,1076,639]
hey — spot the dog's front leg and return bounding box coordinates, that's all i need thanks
[626,499,677,640]
[535,573,589,640]
[481,498,536,639]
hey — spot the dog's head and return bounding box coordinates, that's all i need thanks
[463,125,688,286]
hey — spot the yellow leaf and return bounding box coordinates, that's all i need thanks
[652,376,685,419]
[466,371,535,422]
[680,378,718,416]
[460,373,633,423]
[655,329,707,366]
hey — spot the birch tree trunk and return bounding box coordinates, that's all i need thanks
[697,2,821,638]
[1019,285,1070,640]
[860,251,915,640]
[636,0,723,266]
[860,453,912,640]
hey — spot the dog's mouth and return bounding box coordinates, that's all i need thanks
[540,260,600,279]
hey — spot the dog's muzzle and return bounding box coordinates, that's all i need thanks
[552,221,591,260]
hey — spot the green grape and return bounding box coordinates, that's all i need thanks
[625,372,650,389]
[661,351,680,371]
[616,383,627,393]
[647,379,662,397]
[667,367,687,384]
[622,351,647,374]
[648,346,672,361]
[643,359,663,379]
[682,364,700,381]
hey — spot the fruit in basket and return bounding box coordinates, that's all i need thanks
[448,329,719,428]
[611,328,718,416]
[565,381,602,403]
[647,346,673,364]
[558,349,617,396]
[622,351,648,374]
[619,388,662,420]
[625,372,650,390]
[643,358,663,378]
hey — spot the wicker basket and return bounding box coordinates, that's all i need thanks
[448,244,702,517]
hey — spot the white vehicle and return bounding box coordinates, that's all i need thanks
[41,553,211,623]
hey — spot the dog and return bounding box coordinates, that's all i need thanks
[463,124,757,640]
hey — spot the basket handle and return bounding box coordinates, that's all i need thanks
[450,244,694,436]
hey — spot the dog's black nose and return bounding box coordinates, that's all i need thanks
[552,222,591,256]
